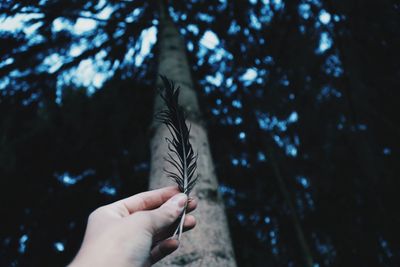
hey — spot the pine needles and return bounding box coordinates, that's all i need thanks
[157,75,198,240]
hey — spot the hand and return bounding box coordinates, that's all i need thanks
[69,186,197,267]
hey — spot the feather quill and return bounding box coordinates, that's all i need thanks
[156,75,198,240]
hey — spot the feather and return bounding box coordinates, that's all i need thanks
[156,75,198,240]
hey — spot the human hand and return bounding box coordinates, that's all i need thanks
[69,186,197,267]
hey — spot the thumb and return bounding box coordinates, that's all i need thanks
[147,193,187,234]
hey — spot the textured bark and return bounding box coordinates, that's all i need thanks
[148,3,237,267]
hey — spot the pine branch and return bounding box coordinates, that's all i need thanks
[156,75,198,240]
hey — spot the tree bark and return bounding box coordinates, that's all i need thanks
[148,2,237,266]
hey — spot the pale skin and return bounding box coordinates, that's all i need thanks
[69,186,197,267]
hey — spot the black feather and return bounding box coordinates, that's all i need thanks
[157,75,198,196]
[156,75,198,239]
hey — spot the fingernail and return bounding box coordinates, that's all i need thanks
[171,193,187,208]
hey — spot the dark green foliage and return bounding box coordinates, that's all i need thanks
[0,78,153,266]
[0,0,156,102]
[172,0,400,266]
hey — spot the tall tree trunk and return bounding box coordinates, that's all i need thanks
[268,147,314,267]
[148,2,237,266]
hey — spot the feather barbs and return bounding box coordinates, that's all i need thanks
[156,75,198,196]
[156,75,199,240]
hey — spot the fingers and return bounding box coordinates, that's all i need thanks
[186,197,197,213]
[141,193,188,234]
[151,198,197,242]
[153,214,196,243]
[114,186,180,214]
[150,239,179,264]
[181,214,196,231]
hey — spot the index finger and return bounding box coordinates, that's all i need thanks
[115,186,180,214]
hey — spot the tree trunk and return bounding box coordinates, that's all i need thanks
[148,2,237,266]
[268,146,314,267]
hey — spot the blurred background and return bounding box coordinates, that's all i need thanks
[0,0,399,266]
